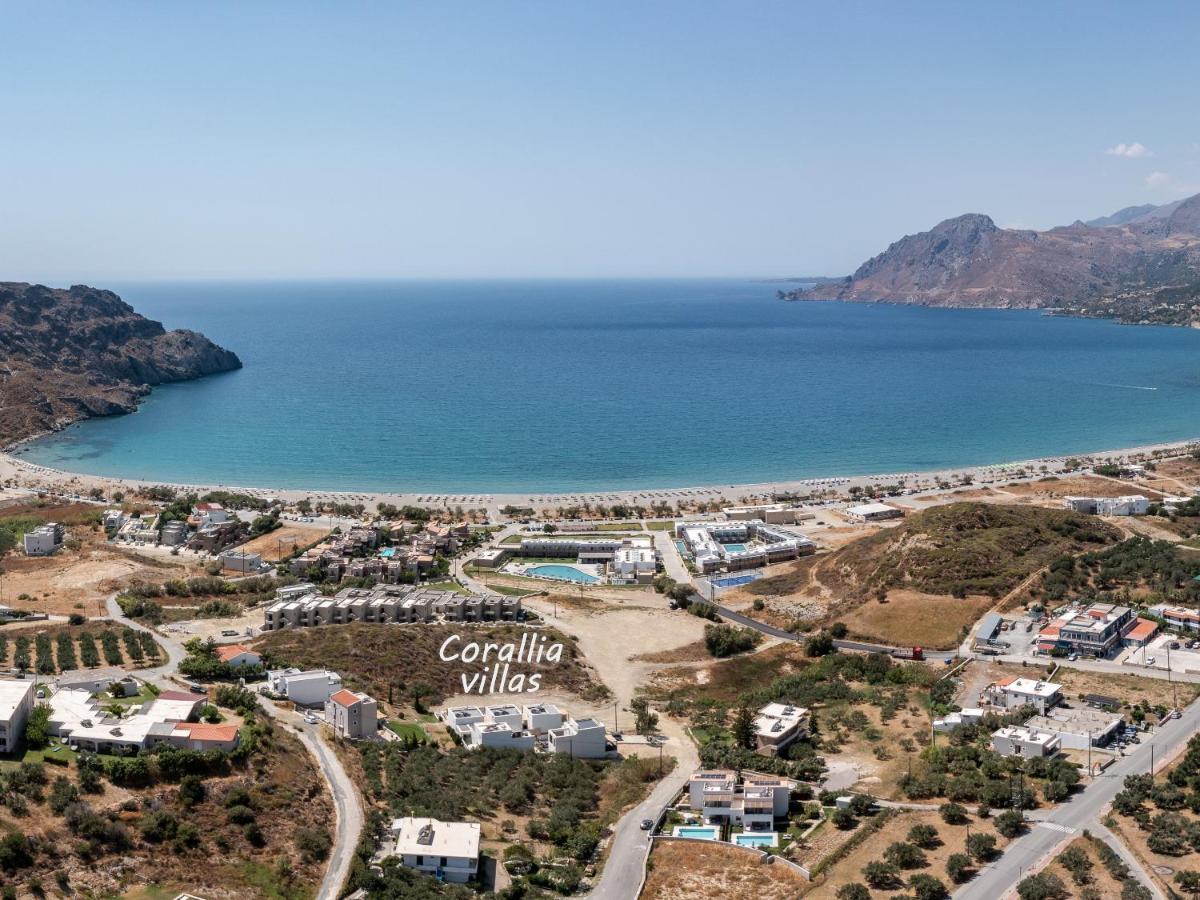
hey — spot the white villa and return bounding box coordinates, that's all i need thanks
[265,668,343,707]
[674,521,815,574]
[686,771,793,832]
[1063,495,1149,517]
[0,679,35,754]
[23,523,65,556]
[983,677,1063,714]
[753,702,808,756]
[388,817,480,884]
[547,717,607,758]
[262,584,521,631]
[991,725,1061,758]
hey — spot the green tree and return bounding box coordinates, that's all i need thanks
[946,852,973,884]
[863,860,901,889]
[966,832,998,862]
[836,885,870,900]
[732,705,755,750]
[909,874,949,900]
[1016,871,1067,900]
[908,823,940,848]
[24,705,51,750]
[939,801,969,825]
[995,809,1026,838]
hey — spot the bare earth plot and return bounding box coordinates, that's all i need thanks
[641,839,809,900]
[237,522,330,562]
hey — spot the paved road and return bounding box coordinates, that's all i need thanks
[587,735,700,900]
[956,699,1200,899]
[262,697,365,900]
[105,596,362,900]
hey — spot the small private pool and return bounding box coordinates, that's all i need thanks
[379,547,397,558]
[525,564,600,584]
[733,832,778,848]
[722,543,748,552]
[674,826,719,840]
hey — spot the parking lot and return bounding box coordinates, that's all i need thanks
[1121,632,1200,675]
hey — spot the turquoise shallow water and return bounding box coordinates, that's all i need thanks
[16,279,1200,493]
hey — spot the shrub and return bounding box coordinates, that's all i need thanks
[940,801,969,825]
[946,852,973,884]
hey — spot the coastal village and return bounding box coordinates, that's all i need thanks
[4,441,1200,899]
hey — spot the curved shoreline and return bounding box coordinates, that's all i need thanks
[3,436,1196,514]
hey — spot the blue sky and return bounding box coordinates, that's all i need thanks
[3,2,1198,280]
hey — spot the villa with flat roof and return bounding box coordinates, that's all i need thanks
[753,702,808,755]
[983,677,1063,714]
[992,725,1061,758]
[686,770,793,832]
[261,583,520,631]
[388,817,480,884]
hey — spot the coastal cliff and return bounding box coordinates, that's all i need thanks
[0,282,241,446]
[785,193,1200,325]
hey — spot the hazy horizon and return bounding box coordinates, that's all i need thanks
[4,3,1200,282]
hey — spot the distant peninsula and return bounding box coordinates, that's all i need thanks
[781,193,1200,326]
[0,282,241,446]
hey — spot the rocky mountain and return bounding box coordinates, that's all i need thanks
[788,193,1200,322]
[0,282,241,446]
[1084,203,1159,228]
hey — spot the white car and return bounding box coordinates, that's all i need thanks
[303,712,318,724]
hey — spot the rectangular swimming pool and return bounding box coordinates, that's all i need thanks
[722,543,748,552]
[673,826,719,840]
[733,832,778,848]
[710,573,758,588]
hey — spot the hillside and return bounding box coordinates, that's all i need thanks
[0,282,241,446]
[747,502,1120,603]
[254,622,612,704]
[784,194,1200,323]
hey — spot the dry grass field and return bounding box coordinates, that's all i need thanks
[839,590,995,649]
[237,522,330,562]
[1040,836,1128,899]
[254,621,611,705]
[641,839,810,900]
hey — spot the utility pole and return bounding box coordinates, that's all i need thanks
[614,700,619,735]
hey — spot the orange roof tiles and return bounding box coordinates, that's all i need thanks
[329,689,362,707]
[214,644,256,662]
[174,723,239,741]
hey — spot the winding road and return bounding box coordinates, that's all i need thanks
[105,596,363,900]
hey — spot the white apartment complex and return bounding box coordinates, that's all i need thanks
[23,523,65,556]
[674,521,815,574]
[262,584,521,631]
[983,677,1063,714]
[753,702,808,755]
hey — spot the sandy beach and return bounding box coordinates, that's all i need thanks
[2,434,1196,517]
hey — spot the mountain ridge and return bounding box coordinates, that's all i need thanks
[787,194,1200,323]
[0,282,242,447]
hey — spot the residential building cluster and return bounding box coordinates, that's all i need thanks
[1062,495,1150,517]
[287,522,470,583]
[440,702,608,758]
[46,686,239,754]
[261,584,521,631]
[108,502,244,555]
[674,520,815,574]
[968,675,1125,758]
[262,667,381,738]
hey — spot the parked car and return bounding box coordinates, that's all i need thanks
[1068,653,1079,661]
[640,819,654,831]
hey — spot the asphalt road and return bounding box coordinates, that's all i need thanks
[106,595,363,900]
[956,698,1200,899]
[262,697,365,900]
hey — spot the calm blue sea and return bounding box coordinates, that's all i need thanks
[17,280,1200,493]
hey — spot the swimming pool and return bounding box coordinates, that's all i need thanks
[525,564,600,584]
[710,573,758,588]
[734,832,778,848]
[379,548,396,558]
[722,543,748,552]
[674,826,719,840]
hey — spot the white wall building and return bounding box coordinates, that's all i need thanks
[390,817,480,884]
[265,668,343,707]
[523,702,564,734]
[467,721,536,751]
[0,679,35,754]
[23,523,65,556]
[991,725,1061,758]
[547,717,607,758]
[985,677,1063,714]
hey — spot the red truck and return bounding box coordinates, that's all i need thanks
[891,646,924,661]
